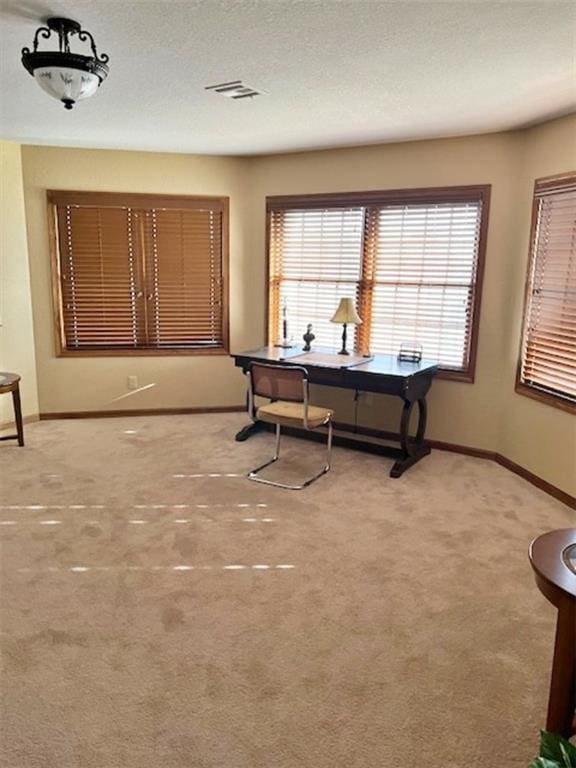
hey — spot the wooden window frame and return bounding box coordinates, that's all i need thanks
[515,173,576,414]
[47,190,230,357]
[265,185,490,382]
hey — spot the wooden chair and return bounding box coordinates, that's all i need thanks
[0,373,24,447]
[246,362,333,490]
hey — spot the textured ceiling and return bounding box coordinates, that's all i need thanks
[0,0,575,155]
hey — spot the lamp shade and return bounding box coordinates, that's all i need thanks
[330,298,362,325]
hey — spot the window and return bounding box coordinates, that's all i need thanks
[269,207,364,350]
[48,191,229,355]
[267,186,489,380]
[517,175,576,412]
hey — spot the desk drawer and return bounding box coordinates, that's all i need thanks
[308,367,347,388]
[344,372,405,396]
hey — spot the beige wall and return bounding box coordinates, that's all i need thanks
[248,118,575,494]
[0,141,39,426]
[21,147,251,414]
[14,115,576,495]
[248,132,521,451]
[498,115,576,496]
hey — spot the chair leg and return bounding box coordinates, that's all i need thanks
[13,385,24,447]
[248,424,282,479]
[248,421,333,490]
[326,420,333,469]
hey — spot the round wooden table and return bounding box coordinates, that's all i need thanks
[529,528,576,737]
[0,372,24,447]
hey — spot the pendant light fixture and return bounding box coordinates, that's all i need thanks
[21,17,109,110]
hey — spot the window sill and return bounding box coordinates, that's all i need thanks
[515,381,576,414]
[56,347,229,358]
[436,368,474,384]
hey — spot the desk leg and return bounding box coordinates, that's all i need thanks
[235,421,267,442]
[235,387,268,442]
[390,397,430,478]
[12,385,24,447]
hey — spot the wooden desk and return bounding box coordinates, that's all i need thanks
[529,528,576,738]
[232,346,438,478]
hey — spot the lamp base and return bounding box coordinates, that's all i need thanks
[338,323,350,356]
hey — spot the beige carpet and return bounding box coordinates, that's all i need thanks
[0,414,573,768]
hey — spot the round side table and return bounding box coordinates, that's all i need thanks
[0,372,24,447]
[529,528,576,737]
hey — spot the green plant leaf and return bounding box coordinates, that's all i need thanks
[529,759,563,768]
[560,742,576,768]
[540,731,576,767]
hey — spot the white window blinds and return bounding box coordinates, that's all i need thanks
[519,176,576,405]
[365,202,483,370]
[269,208,364,348]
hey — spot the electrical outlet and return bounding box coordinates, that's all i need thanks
[127,375,138,390]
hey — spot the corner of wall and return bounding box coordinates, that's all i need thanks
[495,114,576,497]
[0,141,40,424]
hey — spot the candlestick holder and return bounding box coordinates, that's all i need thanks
[274,303,295,348]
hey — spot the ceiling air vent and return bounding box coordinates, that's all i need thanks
[205,80,264,100]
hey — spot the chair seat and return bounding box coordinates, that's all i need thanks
[257,401,333,429]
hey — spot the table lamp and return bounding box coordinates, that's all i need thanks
[330,298,362,355]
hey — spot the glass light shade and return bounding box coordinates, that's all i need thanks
[33,66,100,105]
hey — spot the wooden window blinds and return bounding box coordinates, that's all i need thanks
[267,186,489,379]
[48,192,229,355]
[517,175,576,410]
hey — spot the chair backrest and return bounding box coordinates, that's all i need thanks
[249,362,308,403]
